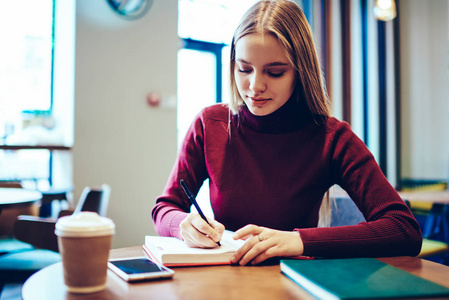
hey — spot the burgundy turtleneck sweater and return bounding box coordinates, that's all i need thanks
[152,99,422,258]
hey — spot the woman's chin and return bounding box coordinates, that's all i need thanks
[247,104,276,116]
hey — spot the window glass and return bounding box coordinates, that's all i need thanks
[0,0,53,142]
[0,0,54,188]
[178,0,259,44]
[0,149,50,189]
[221,46,231,104]
[177,49,216,146]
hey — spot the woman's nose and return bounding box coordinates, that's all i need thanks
[249,73,266,94]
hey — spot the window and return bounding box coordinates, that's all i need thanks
[0,0,53,139]
[177,48,217,146]
[0,0,75,190]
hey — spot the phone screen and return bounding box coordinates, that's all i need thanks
[110,258,165,274]
[108,257,174,282]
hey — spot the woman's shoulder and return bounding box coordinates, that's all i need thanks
[188,104,230,133]
[325,116,351,130]
[322,117,367,149]
[200,103,230,123]
[319,116,359,140]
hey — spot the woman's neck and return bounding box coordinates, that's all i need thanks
[239,97,313,134]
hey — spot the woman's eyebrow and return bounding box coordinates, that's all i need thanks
[235,58,250,64]
[265,62,289,67]
[236,58,289,67]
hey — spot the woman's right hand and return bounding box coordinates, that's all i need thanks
[180,213,225,248]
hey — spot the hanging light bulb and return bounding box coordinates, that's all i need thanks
[374,0,397,21]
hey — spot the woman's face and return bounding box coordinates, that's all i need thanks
[234,33,296,116]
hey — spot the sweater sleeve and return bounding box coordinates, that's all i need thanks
[151,110,209,239]
[297,121,422,258]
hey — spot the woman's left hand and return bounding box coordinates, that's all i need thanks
[230,225,304,266]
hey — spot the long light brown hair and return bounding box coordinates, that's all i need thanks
[229,0,331,118]
[229,0,333,226]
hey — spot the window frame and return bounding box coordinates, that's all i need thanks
[181,38,227,103]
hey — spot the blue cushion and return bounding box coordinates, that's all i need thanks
[0,249,61,271]
[0,237,34,255]
[0,249,61,283]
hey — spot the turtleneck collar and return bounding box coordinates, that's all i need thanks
[239,96,313,134]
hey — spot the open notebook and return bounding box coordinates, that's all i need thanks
[143,230,245,267]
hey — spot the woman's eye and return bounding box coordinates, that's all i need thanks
[268,71,284,78]
[238,69,252,74]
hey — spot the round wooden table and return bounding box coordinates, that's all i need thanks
[0,188,42,213]
[22,246,449,300]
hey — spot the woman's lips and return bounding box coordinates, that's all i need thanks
[249,97,271,106]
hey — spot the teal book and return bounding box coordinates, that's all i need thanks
[280,258,449,299]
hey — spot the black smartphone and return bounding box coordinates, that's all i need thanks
[108,256,175,282]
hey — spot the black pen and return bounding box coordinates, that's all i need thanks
[180,179,221,246]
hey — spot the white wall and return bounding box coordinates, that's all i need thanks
[400,0,449,180]
[74,0,178,248]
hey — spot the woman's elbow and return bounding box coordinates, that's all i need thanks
[403,227,423,257]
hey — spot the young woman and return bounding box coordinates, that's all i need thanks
[152,0,422,266]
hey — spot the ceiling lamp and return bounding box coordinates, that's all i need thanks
[374,0,397,21]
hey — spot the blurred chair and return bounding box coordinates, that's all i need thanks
[13,184,111,251]
[0,184,111,292]
[404,200,449,264]
[73,184,110,217]
[330,193,449,265]
[330,195,366,227]
[418,239,449,259]
[38,188,70,218]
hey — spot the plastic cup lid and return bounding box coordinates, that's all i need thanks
[55,211,115,237]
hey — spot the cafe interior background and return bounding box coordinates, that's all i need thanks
[0,0,448,250]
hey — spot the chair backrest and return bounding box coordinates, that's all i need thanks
[330,196,366,227]
[74,184,111,216]
[0,181,23,189]
[12,184,111,254]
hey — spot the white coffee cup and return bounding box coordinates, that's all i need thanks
[55,212,115,294]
